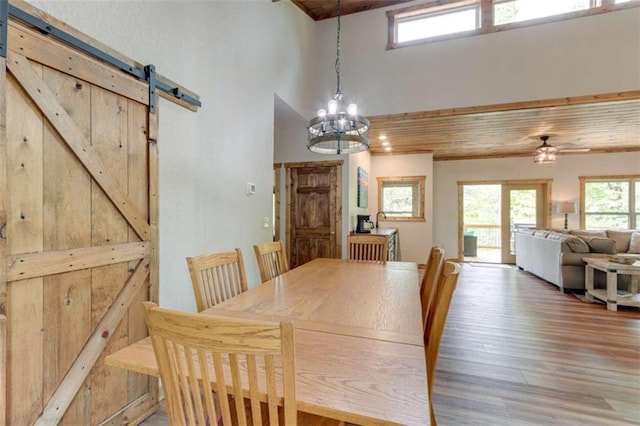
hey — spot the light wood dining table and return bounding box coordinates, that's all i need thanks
[106,258,430,425]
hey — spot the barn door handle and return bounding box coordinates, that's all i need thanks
[0,223,6,240]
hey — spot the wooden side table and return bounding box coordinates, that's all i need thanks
[584,257,640,311]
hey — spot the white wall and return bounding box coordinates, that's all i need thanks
[434,152,640,257]
[310,4,640,117]
[370,154,434,263]
[30,0,317,312]
[29,0,639,311]
[306,3,640,263]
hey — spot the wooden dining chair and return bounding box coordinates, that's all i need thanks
[142,302,341,426]
[424,261,461,426]
[186,249,248,312]
[347,235,389,261]
[420,247,445,332]
[254,240,290,283]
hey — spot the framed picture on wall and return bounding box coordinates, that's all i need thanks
[357,167,368,208]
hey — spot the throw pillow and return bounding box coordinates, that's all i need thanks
[606,230,634,253]
[587,237,617,254]
[566,237,589,253]
[629,232,640,254]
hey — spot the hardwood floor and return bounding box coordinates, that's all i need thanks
[433,263,639,425]
[140,263,639,425]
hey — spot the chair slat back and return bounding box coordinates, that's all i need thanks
[347,235,389,261]
[420,247,445,332]
[142,302,296,426]
[186,249,248,312]
[424,261,460,425]
[254,241,290,283]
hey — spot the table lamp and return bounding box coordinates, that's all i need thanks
[557,201,576,230]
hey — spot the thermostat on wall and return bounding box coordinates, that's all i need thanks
[246,182,256,195]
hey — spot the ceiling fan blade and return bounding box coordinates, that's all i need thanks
[554,143,574,150]
[559,147,591,153]
[553,142,591,152]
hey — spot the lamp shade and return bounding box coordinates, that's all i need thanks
[557,201,576,215]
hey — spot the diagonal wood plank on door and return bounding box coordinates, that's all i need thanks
[6,52,151,241]
[8,22,149,105]
[35,257,150,426]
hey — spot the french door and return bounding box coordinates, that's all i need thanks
[459,180,550,264]
[501,184,547,263]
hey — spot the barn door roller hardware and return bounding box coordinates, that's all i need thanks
[3,2,201,112]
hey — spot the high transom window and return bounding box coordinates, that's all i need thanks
[396,2,480,43]
[387,0,640,49]
[494,0,592,25]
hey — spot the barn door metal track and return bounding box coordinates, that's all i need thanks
[0,1,7,58]
[2,2,201,112]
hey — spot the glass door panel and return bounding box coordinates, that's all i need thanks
[501,184,545,263]
[462,185,501,263]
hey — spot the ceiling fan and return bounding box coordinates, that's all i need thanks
[532,135,590,163]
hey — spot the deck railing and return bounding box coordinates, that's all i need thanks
[464,224,500,248]
[465,223,536,250]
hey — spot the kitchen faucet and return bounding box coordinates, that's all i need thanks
[375,211,387,229]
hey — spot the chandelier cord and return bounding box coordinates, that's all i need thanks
[305,0,369,155]
[335,0,341,95]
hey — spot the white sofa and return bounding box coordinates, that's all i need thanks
[515,228,639,292]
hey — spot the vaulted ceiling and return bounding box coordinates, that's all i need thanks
[284,1,640,160]
[290,0,411,20]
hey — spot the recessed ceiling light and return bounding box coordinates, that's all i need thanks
[379,135,387,140]
[381,141,390,146]
[384,146,392,152]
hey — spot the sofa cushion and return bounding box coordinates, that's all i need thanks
[566,237,590,253]
[546,232,566,241]
[518,228,536,236]
[629,232,640,254]
[569,230,607,238]
[545,232,589,253]
[586,237,617,254]
[606,230,634,253]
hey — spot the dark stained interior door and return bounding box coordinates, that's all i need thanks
[287,162,342,268]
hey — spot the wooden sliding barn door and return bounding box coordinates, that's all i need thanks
[0,3,200,423]
[5,44,152,426]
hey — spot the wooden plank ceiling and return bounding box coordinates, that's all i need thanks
[291,0,411,20]
[286,1,640,160]
[367,94,640,160]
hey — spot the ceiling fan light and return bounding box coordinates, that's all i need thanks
[534,146,556,163]
[534,135,556,164]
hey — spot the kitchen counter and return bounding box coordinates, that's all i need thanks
[350,228,399,260]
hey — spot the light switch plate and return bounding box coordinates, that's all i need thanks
[246,182,256,195]
[262,217,270,228]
